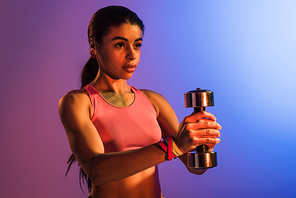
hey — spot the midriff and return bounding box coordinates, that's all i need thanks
[90,166,162,198]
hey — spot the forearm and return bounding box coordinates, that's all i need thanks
[84,143,166,185]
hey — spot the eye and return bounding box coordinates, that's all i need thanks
[134,42,142,50]
[115,43,125,48]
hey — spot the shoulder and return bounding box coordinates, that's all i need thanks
[140,89,171,116]
[59,88,89,107]
[140,89,165,101]
[59,88,91,119]
[59,88,93,131]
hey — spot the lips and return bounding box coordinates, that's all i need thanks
[122,64,137,73]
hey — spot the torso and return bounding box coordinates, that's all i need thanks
[85,85,163,198]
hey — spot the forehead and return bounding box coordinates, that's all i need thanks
[106,23,143,41]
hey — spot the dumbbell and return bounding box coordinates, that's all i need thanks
[184,88,217,169]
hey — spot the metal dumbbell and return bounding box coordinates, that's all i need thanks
[184,88,217,169]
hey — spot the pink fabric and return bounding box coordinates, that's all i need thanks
[84,84,162,152]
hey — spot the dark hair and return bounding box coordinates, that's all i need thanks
[81,5,145,88]
[66,5,145,193]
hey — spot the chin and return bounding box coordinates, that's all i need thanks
[122,73,134,80]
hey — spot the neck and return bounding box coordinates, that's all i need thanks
[91,74,134,107]
[91,75,131,94]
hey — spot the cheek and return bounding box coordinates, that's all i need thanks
[98,50,116,66]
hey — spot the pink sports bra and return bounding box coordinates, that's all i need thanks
[84,84,162,153]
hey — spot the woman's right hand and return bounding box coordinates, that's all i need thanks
[173,111,222,153]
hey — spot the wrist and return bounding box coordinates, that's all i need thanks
[157,136,183,161]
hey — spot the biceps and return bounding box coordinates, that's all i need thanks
[157,102,179,139]
[60,107,104,166]
[66,120,104,164]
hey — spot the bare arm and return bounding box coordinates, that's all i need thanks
[141,89,221,175]
[59,89,167,185]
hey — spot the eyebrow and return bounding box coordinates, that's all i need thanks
[112,36,143,42]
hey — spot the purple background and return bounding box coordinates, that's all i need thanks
[1,0,295,197]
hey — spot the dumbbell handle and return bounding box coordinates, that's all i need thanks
[194,107,209,153]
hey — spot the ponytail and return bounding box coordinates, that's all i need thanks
[81,57,99,88]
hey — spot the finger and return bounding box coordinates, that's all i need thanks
[187,128,221,138]
[199,119,222,129]
[200,129,221,137]
[205,143,217,150]
[187,121,222,131]
[183,111,217,123]
[205,141,220,149]
[193,137,221,147]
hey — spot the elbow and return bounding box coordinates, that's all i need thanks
[84,160,110,186]
[85,164,104,186]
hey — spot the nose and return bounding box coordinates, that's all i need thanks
[126,46,137,60]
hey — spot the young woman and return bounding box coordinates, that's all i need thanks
[59,6,221,198]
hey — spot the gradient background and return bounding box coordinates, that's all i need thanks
[1,0,295,197]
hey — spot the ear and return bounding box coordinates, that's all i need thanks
[89,38,97,56]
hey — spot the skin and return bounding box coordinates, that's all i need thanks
[59,23,222,198]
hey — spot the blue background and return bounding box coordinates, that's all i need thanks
[1,0,295,197]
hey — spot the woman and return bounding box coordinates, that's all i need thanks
[59,6,221,198]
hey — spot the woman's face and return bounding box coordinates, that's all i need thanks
[94,23,143,80]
